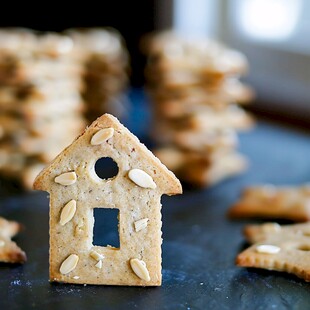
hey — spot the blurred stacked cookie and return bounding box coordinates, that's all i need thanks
[143,32,254,187]
[0,28,129,189]
[0,29,85,188]
[67,28,129,122]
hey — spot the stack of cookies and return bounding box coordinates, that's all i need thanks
[0,29,86,188]
[143,32,254,187]
[67,28,129,122]
[0,28,129,189]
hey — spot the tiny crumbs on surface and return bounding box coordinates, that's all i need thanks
[91,128,114,145]
[256,245,281,254]
[60,254,79,275]
[130,258,151,282]
[73,276,80,280]
[128,169,156,189]
[54,172,77,186]
[59,200,77,226]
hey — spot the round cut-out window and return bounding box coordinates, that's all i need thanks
[94,157,119,180]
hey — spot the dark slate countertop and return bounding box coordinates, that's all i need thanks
[1,90,310,310]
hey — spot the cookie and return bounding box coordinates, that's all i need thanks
[236,222,310,282]
[152,120,238,152]
[143,31,248,76]
[175,106,254,132]
[0,216,27,264]
[173,128,238,153]
[228,184,310,222]
[0,154,46,189]
[33,114,182,286]
[67,27,128,59]
[177,152,247,187]
[152,98,254,133]
[0,28,130,189]
[22,163,46,190]
[0,114,85,138]
[155,147,247,187]
[243,222,310,244]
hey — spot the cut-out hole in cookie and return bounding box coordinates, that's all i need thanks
[94,157,119,180]
[93,208,120,249]
[297,244,310,251]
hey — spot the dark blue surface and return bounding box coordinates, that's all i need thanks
[1,90,310,309]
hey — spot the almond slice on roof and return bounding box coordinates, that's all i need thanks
[91,128,114,145]
[128,169,156,189]
[54,172,77,186]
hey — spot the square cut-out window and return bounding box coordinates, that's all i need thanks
[93,208,120,249]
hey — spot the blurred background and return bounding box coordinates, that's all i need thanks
[0,0,309,189]
[1,0,309,121]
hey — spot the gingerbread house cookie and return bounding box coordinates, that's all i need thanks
[33,114,182,286]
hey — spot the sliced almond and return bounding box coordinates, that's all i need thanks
[95,260,102,269]
[134,218,149,232]
[130,258,150,281]
[90,250,104,261]
[60,254,79,274]
[55,172,77,186]
[256,245,281,254]
[60,200,77,226]
[91,128,114,145]
[128,169,156,189]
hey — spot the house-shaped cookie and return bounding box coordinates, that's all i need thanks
[33,114,182,286]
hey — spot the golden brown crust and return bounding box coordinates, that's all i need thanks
[237,221,310,282]
[228,185,310,222]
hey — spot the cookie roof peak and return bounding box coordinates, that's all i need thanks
[33,113,182,196]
